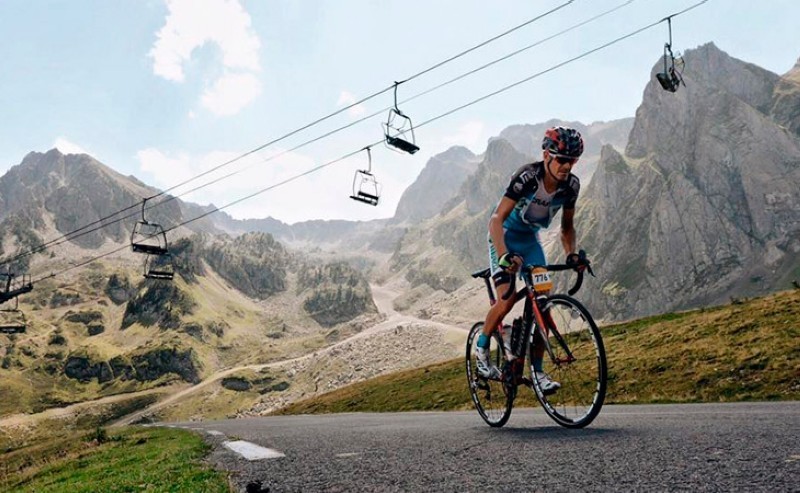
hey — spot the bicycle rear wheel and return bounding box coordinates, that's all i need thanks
[466,322,513,427]
[530,294,607,428]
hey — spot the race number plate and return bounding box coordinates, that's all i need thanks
[531,267,552,293]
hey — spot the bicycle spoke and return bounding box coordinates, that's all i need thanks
[531,295,607,428]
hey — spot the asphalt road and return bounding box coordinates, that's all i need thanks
[171,402,800,492]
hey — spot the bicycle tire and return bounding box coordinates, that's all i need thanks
[465,322,513,427]
[529,294,607,428]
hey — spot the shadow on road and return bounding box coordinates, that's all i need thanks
[490,426,631,441]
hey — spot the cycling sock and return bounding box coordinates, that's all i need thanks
[532,357,544,372]
[477,334,490,349]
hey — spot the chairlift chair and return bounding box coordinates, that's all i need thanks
[350,147,382,206]
[383,82,420,155]
[131,199,170,256]
[143,253,175,280]
[656,17,685,93]
[0,272,33,305]
[0,287,28,334]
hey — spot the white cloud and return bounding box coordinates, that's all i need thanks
[54,137,91,156]
[337,90,366,117]
[441,120,488,153]
[149,0,261,115]
[201,72,261,116]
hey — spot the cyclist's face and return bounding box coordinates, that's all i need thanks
[546,152,576,181]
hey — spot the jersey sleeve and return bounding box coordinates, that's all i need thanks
[503,164,536,201]
[564,174,581,209]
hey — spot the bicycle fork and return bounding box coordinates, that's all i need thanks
[533,296,577,366]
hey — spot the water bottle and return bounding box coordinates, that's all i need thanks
[510,317,524,358]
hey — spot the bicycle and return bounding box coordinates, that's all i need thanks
[465,251,607,428]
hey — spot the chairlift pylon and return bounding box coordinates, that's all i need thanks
[131,198,170,256]
[656,17,685,93]
[350,147,382,206]
[383,82,420,155]
[143,252,175,280]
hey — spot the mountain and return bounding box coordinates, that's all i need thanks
[770,56,800,136]
[0,149,219,259]
[392,146,480,224]
[0,151,380,417]
[576,43,800,320]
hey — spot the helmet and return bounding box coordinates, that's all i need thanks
[542,126,584,159]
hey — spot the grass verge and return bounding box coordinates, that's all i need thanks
[275,289,800,414]
[0,427,230,492]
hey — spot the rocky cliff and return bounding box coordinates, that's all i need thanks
[392,146,480,224]
[577,43,800,320]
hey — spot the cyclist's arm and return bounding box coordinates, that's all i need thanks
[560,207,577,257]
[489,197,516,257]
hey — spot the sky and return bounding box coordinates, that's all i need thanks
[1,0,799,224]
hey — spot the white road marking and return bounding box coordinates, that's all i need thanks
[224,440,285,460]
[207,430,225,436]
[336,453,361,458]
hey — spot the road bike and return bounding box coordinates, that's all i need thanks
[465,253,607,428]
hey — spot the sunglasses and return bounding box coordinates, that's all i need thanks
[551,154,577,165]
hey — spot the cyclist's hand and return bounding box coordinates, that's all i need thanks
[567,250,590,273]
[498,252,523,273]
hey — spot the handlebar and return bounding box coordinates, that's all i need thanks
[500,253,594,300]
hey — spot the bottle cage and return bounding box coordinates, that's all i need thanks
[383,82,420,155]
[350,147,381,206]
[131,198,170,256]
[656,18,685,93]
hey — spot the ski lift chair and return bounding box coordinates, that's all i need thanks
[383,82,420,155]
[131,199,170,256]
[0,293,27,334]
[350,147,382,206]
[143,253,175,280]
[656,17,685,93]
[0,273,33,305]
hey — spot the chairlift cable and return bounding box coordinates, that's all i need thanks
[126,1,635,216]
[0,3,573,269]
[28,0,710,283]
[399,0,576,84]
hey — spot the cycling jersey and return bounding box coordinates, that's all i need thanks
[502,161,580,233]
[488,161,580,277]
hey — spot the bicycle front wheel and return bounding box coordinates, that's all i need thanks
[530,294,607,428]
[466,322,513,427]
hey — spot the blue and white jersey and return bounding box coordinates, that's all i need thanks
[501,161,580,233]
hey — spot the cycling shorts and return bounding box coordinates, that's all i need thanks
[488,228,546,285]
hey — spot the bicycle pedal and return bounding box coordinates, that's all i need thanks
[474,379,490,391]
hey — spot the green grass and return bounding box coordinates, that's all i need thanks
[0,427,230,492]
[276,289,800,415]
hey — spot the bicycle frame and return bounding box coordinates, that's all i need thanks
[517,271,577,370]
[476,265,581,382]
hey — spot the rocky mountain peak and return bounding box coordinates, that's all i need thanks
[580,43,800,321]
[391,146,480,224]
[785,57,800,79]
[627,42,781,161]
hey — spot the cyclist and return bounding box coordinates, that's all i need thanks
[475,126,586,393]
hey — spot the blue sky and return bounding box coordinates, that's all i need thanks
[1,0,798,223]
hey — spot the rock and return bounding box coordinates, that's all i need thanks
[221,377,252,392]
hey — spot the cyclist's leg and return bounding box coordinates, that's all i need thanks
[482,233,517,338]
[514,231,548,372]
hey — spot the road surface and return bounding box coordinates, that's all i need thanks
[165,401,800,492]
